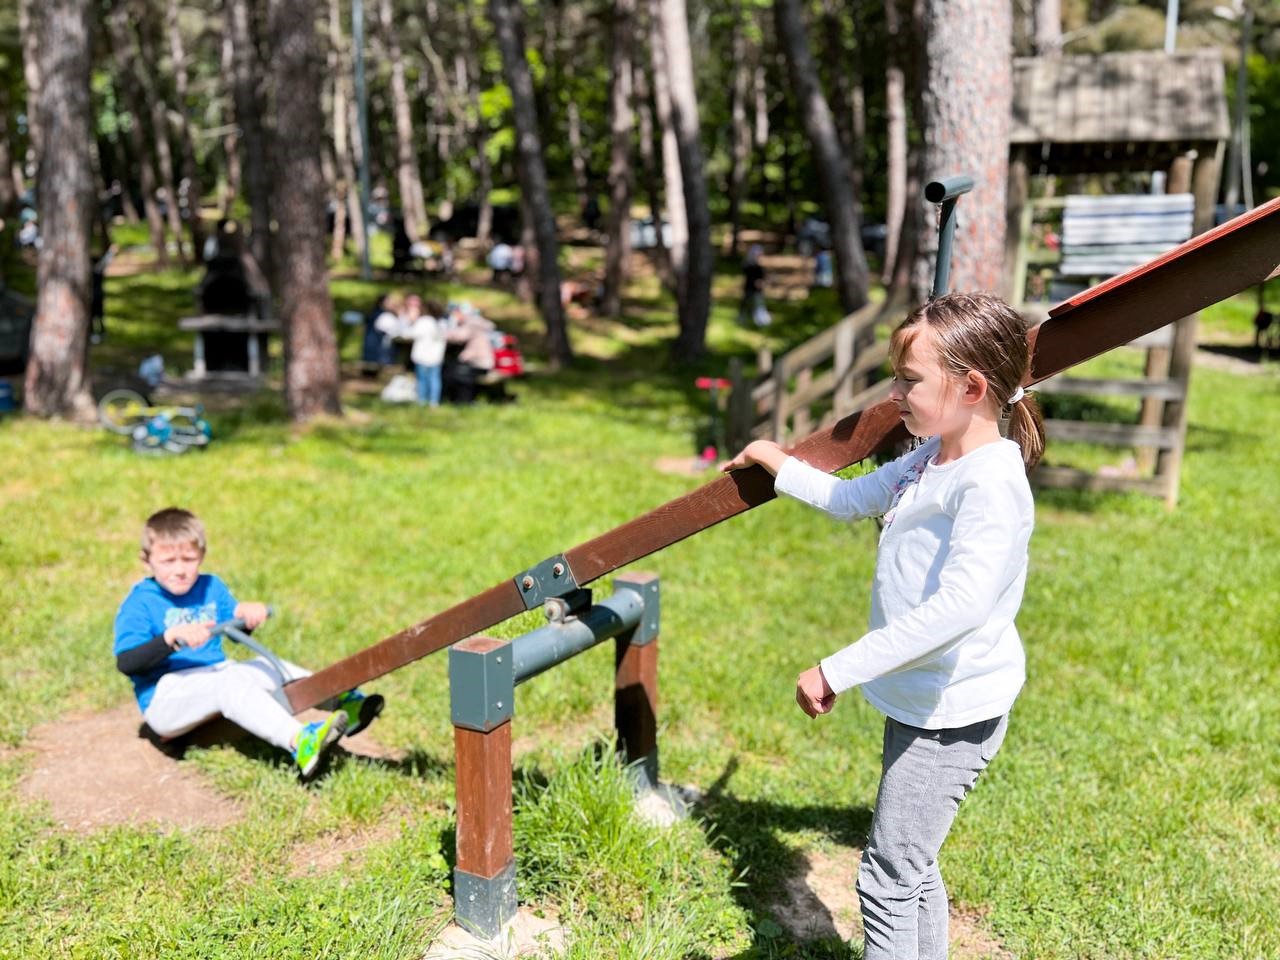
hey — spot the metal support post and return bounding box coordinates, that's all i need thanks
[449,637,516,938]
[925,175,975,300]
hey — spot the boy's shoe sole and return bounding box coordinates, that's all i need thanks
[296,710,349,780]
[345,693,385,737]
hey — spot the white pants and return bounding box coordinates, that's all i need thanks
[143,656,310,752]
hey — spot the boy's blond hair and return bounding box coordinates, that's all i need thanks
[141,507,206,558]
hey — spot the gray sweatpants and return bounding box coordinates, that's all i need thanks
[143,656,310,752]
[858,714,1008,960]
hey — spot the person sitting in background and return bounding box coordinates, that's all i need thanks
[361,291,405,373]
[443,302,496,404]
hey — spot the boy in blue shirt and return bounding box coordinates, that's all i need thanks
[114,507,383,779]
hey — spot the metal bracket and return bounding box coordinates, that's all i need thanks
[514,554,580,610]
[449,639,514,732]
[543,587,593,623]
[454,861,518,939]
[613,574,660,645]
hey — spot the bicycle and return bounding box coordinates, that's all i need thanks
[97,388,213,455]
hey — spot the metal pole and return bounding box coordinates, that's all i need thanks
[352,0,373,281]
[924,175,974,300]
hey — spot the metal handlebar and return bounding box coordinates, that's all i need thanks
[925,174,975,300]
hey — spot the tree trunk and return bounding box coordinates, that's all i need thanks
[228,0,273,283]
[327,0,350,261]
[166,0,206,257]
[656,0,713,361]
[18,0,42,156]
[912,0,1012,301]
[774,0,869,314]
[726,16,751,257]
[882,0,909,286]
[219,28,242,216]
[268,0,341,420]
[1033,0,1062,55]
[106,3,170,268]
[489,0,572,367]
[379,0,428,242]
[460,32,494,245]
[0,86,15,217]
[24,0,95,420]
[601,0,635,318]
[635,26,676,287]
[137,4,188,264]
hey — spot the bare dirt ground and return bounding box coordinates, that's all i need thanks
[767,846,1013,959]
[17,704,401,834]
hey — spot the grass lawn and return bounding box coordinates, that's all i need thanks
[1,242,1277,959]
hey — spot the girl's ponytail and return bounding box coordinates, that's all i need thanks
[1005,390,1045,474]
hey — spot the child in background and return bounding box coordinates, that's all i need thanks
[722,292,1044,960]
[404,299,446,407]
[114,508,384,780]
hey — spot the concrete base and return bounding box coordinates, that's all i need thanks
[423,907,565,959]
[633,782,701,828]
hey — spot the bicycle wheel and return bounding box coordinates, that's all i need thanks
[98,389,149,434]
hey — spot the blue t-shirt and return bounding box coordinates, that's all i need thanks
[113,573,237,712]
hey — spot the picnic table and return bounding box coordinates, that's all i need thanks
[178,314,280,379]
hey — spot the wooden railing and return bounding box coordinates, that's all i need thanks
[728,300,906,449]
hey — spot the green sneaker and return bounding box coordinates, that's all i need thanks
[336,690,384,737]
[294,710,348,779]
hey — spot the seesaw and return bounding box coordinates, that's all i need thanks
[282,195,1280,716]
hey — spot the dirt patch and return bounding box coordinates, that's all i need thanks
[767,846,1012,958]
[17,705,404,834]
[18,704,244,832]
[287,819,404,878]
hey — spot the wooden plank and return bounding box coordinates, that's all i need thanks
[454,715,513,879]
[280,195,1280,714]
[1033,376,1185,400]
[1044,419,1179,448]
[1033,465,1168,498]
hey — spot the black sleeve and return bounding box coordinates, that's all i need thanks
[116,635,173,676]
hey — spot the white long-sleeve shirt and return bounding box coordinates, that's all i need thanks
[773,436,1034,729]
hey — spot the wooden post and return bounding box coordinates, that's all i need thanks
[613,572,659,791]
[450,636,516,937]
[1136,154,1194,473]
[1005,147,1030,303]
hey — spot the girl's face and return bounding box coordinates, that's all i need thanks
[888,328,970,439]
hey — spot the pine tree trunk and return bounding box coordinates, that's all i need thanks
[219,28,242,216]
[229,0,273,284]
[18,0,42,156]
[912,0,1012,301]
[882,0,909,287]
[106,5,170,268]
[166,0,205,257]
[379,0,428,241]
[646,16,686,294]
[327,0,351,261]
[774,0,869,314]
[489,0,572,367]
[137,7,188,264]
[1033,0,1062,55]
[0,87,15,217]
[656,0,713,361]
[727,16,751,258]
[460,36,494,245]
[268,0,341,420]
[23,0,95,420]
[601,0,636,318]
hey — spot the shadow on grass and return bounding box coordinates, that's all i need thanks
[690,756,873,960]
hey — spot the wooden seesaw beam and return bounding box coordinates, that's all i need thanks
[284,196,1280,714]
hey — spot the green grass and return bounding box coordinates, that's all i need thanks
[1,247,1278,958]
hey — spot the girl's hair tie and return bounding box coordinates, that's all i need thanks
[1007,386,1025,406]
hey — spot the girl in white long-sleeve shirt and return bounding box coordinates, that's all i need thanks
[723,292,1045,960]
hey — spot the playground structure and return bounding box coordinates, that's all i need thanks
[194,196,1277,939]
[1006,49,1229,506]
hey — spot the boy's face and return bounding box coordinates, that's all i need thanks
[144,539,205,596]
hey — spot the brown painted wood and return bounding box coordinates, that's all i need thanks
[615,641,659,765]
[282,198,1280,714]
[284,581,524,712]
[454,717,513,879]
